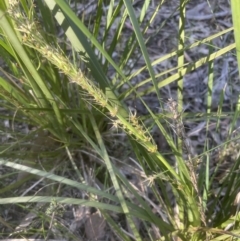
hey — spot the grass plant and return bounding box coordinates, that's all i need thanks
[0,0,240,240]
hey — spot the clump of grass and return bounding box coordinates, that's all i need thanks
[0,0,240,240]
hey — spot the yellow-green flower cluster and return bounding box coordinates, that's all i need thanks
[110,109,157,153]
[11,3,157,153]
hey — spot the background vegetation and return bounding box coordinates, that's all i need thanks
[0,0,240,240]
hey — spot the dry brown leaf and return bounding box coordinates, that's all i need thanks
[84,212,106,240]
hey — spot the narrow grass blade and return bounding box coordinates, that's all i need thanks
[89,115,142,240]
[120,28,233,99]
[122,0,161,101]
[231,0,240,73]
[0,9,64,135]
[141,43,236,95]
[44,0,128,118]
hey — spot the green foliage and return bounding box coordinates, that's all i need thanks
[0,0,239,240]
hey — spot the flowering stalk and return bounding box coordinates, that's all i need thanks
[10,3,158,153]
